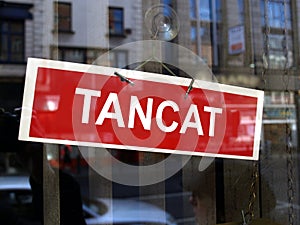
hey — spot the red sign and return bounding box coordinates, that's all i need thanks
[19,58,264,160]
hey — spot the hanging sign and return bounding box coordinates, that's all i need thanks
[19,58,264,160]
[228,25,245,55]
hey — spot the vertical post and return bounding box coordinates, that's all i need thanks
[195,0,202,56]
[211,0,219,66]
[43,144,60,225]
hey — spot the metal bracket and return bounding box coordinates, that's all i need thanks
[185,79,195,98]
[114,72,135,86]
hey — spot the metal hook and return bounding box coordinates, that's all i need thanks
[185,79,194,99]
[114,72,135,86]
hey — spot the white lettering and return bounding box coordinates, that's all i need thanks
[76,89,223,137]
[179,104,203,135]
[95,93,125,127]
[128,96,153,130]
[156,101,179,132]
[75,88,101,124]
[204,106,223,137]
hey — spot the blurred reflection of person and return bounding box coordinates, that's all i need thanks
[17,142,87,225]
[184,158,282,225]
[184,158,215,225]
[61,144,72,171]
[0,109,87,225]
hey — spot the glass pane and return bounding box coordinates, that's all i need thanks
[113,23,123,34]
[199,0,211,21]
[260,0,265,26]
[216,0,222,21]
[268,34,293,69]
[201,44,212,65]
[0,2,299,225]
[63,49,85,63]
[109,52,116,66]
[56,3,71,31]
[109,8,124,34]
[0,22,8,32]
[0,35,8,61]
[269,2,282,27]
[59,18,71,31]
[264,0,292,29]
[10,22,23,33]
[11,35,24,62]
[163,0,172,6]
[200,23,211,44]
[269,50,285,69]
[190,25,197,41]
[190,26,198,54]
[58,3,71,16]
[58,49,63,60]
[112,9,123,22]
[269,34,284,50]
[0,21,24,62]
[11,35,23,53]
[190,0,196,19]
[238,0,244,23]
[116,52,127,68]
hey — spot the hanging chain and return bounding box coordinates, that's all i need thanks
[241,1,271,224]
[286,108,295,225]
[281,0,295,224]
[282,0,289,85]
[282,0,295,223]
[261,0,271,86]
[243,161,259,224]
[243,1,295,224]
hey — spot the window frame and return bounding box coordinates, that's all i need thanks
[189,0,222,66]
[0,20,25,64]
[108,7,125,37]
[57,47,87,63]
[109,50,128,68]
[54,2,73,33]
[261,0,293,69]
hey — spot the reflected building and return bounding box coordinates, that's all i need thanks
[1,0,300,224]
[179,0,299,224]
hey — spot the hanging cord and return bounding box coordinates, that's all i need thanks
[261,0,271,86]
[285,106,295,225]
[242,1,271,224]
[281,0,295,224]
[243,161,259,224]
[241,1,269,223]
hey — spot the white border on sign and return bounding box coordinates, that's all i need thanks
[19,58,264,160]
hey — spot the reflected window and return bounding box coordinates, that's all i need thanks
[54,2,72,32]
[109,50,128,68]
[163,0,172,6]
[189,0,222,21]
[190,0,196,19]
[268,34,293,69]
[109,7,124,36]
[0,21,24,63]
[260,0,293,69]
[216,0,222,22]
[189,0,221,66]
[190,25,197,53]
[58,48,86,63]
[238,0,244,23]
[199,0,211,21]
[261,0,292,29]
